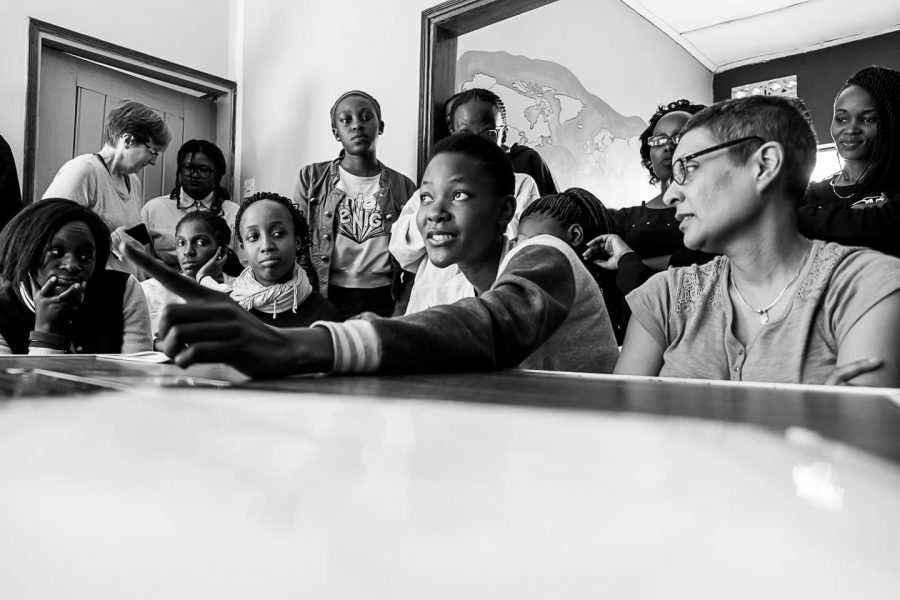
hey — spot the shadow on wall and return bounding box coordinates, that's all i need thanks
[457,50,654,208]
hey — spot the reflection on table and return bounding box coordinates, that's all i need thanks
[0,355,898,598]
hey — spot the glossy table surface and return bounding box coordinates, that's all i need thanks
[1,356,899,598]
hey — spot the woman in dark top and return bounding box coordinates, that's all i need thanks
[799,66,900,257]
[584,100,711,335]
[0,199,151,354]
[612,99,708,270]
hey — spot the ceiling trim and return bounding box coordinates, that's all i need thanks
[716,23,900,72]
[679,1,811,35]
[618,0,716,72]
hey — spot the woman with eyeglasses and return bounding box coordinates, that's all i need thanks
[615,96,900,387]
[584,100,711,337]
[446,88,557,196]
[798,66,900,257]
[43,100,171,275]
[141,139,239,269]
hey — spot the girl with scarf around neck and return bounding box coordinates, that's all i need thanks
[141,140,241,268]
[200,192,339,327]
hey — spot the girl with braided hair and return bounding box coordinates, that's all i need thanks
[447,87,558,195]
[141,139,239,268]
[517,188,626,344]
[799,65,900,257]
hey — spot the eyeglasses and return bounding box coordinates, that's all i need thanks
[647,133,681,147]
[142,142,161,159]
[477,126,506,142]
[671,136,765,185]
[180,164,216,177]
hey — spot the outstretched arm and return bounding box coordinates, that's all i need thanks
[370,244,577,372]
[123,240,581,377]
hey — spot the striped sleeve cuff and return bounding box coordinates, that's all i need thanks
[312,319,382,373]
[27,347,67,355]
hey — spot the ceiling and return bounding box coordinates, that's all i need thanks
[620,0,900,72]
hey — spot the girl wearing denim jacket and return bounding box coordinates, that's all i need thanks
[292,90,416,320]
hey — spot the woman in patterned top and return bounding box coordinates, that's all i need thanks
[616,96,900,387]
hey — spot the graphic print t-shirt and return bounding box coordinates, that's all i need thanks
[331,167,392,288]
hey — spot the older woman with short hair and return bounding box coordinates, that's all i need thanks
[616,95,900,387]
[43,100,171,275]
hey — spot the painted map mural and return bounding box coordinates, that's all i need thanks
[457,50,653,208]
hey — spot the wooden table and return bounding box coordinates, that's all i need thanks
[2,355,899,463]
[1,356,899,598]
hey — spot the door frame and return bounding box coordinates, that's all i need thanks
[24,18,237,204]
[417,0,558,178]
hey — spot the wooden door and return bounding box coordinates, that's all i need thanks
[36,48,218,204]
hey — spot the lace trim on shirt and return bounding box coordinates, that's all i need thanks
[674,258,724,313]
[797,241,846,300]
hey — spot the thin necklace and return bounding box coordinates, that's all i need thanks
[729,244,812,325]
[830,171,857,200]
[830,156,871,200]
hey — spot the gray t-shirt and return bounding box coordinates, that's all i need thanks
[331,167,391,289]
[627,240,900,384]
[43,153,143,231]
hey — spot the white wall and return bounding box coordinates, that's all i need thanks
[457,0,712,126]
[0,0,234,190]
[238,0,435,197]
[5,0,713,201]
[456,0,713,207]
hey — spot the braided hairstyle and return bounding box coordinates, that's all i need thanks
[639,99,707,185]
[520,187,615,257]
[519,188,619,328]
[838,66,900,198]
[446,88,508,145]
[169,140,230,215]
[235,191,310,258]
[444,91,464,127]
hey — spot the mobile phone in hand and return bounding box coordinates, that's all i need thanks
[124,223,152,245]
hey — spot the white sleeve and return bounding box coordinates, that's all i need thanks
[199,275,233,293]
[388,188,426,273]
[507,173,541,238]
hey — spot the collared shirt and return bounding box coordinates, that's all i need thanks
[140,189,239,266]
